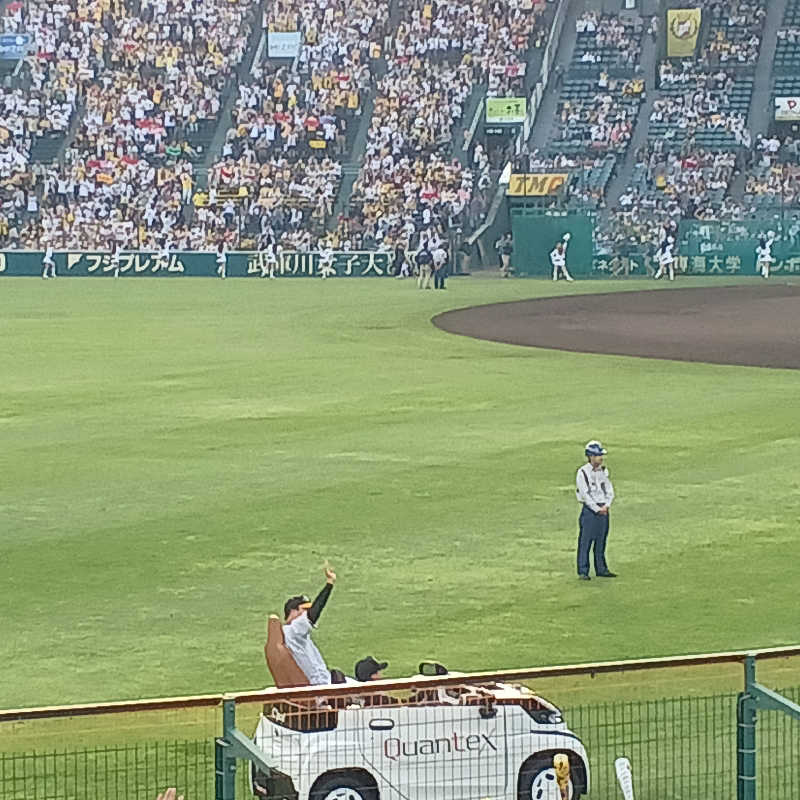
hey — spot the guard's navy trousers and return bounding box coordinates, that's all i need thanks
[577,505,610,577]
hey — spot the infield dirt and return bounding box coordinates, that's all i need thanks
[433,283,800,369]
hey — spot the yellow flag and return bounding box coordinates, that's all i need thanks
[667,9,702,58]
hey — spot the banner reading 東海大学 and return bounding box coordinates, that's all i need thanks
[667,9,702,58]
[0,250,395,278]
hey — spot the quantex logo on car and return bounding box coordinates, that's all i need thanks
[383,732,498,761]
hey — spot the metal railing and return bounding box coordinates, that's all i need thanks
[1,646,798,800]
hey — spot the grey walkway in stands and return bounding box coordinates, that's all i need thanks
[605,0,660,209]
[748,0,787,136]
[529,0,583,151]
[331,0,403,223]
[730,0,787,197]
[202,2,267,177]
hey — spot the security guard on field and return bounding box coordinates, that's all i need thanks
[575,440,616,580]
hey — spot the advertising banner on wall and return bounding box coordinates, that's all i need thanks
[0,250,395,278]
[267,31,302,59]
[507,173,569,196]
[486,97,527,124]
[666,9,702,58]
[0,32,31,60]
[775,97,800,122]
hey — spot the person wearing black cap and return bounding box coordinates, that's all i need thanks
[576,440,616,581]
[355,656,388,682]
[282,565,336,685]
[355,657,399,707]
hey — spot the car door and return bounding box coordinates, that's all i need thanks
[359,697,507,800]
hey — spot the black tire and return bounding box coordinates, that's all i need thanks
[310,772,378,800]
[518,759,577,800]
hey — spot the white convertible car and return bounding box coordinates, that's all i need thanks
[250,664,589,800]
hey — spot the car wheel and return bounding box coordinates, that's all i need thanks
[310,773,377,800]
[519,764,574,800]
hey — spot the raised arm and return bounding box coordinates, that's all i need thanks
[307,566,336,625]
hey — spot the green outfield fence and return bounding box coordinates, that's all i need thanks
[508,206,800,277]
[1,647,798,800]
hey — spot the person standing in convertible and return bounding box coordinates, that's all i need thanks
[283,565,337,685]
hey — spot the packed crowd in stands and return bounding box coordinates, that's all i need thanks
[202,0,387,249]
[2,0,799,259]
[652,63,751,148]
[742,135,800,209]
[1,0,258,249]
[339,0,552,253]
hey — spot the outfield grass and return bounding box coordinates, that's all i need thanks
[2,275,800,719]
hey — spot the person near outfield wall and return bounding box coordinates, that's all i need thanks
[41,242,56,279]
[215,242,227,279]
[550,234,574,281]
[417,244,433,289]
[433,246,448,289]
[755,233,775,279]
[111,240,121,278]
[496,232,513,277]
[575,440,616,580]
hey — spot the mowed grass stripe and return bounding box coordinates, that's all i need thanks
[1,277,799,713]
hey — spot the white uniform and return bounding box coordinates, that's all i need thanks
[319,246,334,278]
[42,245,55,278]
[655,242,675,281]
[155,243,170,273]
[111,244,121,278]
[550,239,574,281]
[216,247,227,278]
[756,237,775,279]
[259,238,278,278]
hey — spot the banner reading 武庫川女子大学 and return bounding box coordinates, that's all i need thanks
[0,251,396,278]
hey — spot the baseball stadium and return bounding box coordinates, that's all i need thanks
[1,0,800,799]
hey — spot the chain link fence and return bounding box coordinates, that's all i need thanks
[1,652,798,800]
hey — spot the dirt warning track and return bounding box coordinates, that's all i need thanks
[433,284,800,369]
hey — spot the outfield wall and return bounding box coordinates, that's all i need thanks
[510,209,800,277]
[0,250,394,278]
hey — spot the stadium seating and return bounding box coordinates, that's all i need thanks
[203,0,387,250]
[341,0,551,251]
[531,12,646,210]
[649,65,752,151]
[1,0,795,257]
[700,0,765,65]
[2,0,258,250]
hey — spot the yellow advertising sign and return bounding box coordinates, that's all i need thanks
[667,8,702,58]
[507,173,569,197]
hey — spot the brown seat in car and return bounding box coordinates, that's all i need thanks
[265,614,310,688]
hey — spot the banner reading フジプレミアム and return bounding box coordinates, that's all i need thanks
[667,8,702,58]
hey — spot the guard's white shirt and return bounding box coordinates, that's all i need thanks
[283,613,331,685]
[576,463,614,512]
[550,247,566,267]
